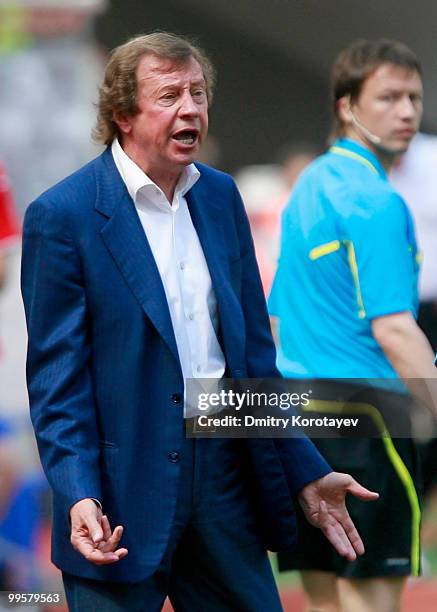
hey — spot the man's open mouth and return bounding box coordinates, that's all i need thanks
[172,130,198,145]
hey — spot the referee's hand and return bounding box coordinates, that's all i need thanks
[298,472,379,561]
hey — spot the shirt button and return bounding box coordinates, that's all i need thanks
[180,261,185,270]
[171,393,182,404]
[168,451,180,463]
[188,313,194,321]
[196,365,201,373]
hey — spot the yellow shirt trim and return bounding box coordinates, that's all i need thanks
[309,240,341,260]
[329,146,379,175]
[343,240,366,319]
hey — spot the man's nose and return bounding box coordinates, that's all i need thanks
[398,96,418,120]
[178,92,200,116]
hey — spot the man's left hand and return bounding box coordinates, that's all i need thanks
[298,472,379,561]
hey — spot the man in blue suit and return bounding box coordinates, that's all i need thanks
[21,32,377,611]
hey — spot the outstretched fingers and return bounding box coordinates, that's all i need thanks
[340,510,365,556]
[319,501,360,561]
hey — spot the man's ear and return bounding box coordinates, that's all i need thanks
[337,95,353,125]
[113,112,132,135]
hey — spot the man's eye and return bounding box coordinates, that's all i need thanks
[160,93,176,102]
[192,90,206,99]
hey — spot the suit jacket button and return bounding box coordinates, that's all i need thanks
[168,451,180,463]
[171,393,182,404]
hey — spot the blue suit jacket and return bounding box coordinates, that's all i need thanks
[21,148,330,582]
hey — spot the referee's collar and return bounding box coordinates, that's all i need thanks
[330,138,387,179]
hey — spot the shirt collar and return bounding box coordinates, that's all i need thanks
[111,138,201,206]
[330,138,387,179]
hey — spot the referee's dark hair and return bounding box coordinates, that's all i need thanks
[330,39,422,141]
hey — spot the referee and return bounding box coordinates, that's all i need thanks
[269,39,437,612]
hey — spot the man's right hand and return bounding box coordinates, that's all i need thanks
[70,498,128,565]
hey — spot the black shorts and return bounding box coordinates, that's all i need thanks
[278,387,423,578]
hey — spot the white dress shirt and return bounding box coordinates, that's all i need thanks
[391,133,437,301]
[111,139,225,414]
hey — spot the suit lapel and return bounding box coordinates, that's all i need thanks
[185,181,227,295]
[95,149,180,365]
[186,179,245,375]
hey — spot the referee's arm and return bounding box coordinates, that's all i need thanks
[372,311,437,413]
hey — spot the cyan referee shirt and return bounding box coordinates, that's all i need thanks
[268,138,420,378]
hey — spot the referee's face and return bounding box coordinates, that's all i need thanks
[346,63,423,156]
